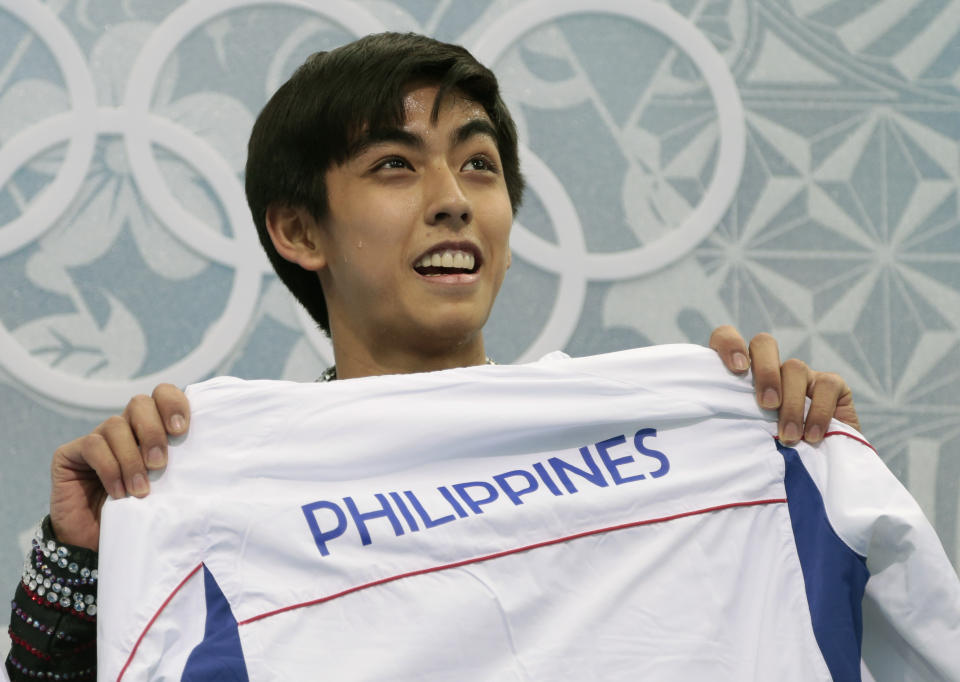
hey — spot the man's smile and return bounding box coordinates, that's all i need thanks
[413,241,482,280]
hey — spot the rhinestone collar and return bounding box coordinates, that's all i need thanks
[317,357,496,382]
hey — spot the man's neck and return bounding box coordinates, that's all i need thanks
[329,327,488,380]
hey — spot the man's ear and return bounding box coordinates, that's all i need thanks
[265,204,327,271]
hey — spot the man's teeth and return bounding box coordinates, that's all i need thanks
[417,250,475,271]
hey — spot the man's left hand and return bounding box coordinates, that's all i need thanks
[710,325,859,444]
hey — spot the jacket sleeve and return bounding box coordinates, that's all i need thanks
[803,428,960,681]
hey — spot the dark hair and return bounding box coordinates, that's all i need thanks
[245,32,525,335]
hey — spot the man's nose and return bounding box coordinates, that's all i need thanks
[424,165,472,228]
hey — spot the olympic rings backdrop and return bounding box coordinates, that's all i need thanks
[1,1,959,674]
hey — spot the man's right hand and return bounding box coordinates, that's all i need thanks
[49,384,190,551]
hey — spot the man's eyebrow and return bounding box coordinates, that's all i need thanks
[350,128,424,157]
[452,118,498,147]
[348,119,497,158]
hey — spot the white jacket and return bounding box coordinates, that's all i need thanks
[97,346,960,681]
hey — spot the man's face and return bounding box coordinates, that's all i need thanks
[313,84,513,356]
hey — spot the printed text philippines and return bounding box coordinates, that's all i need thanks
[302,428,670,556]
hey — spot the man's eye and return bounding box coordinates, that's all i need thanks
[376,157,410,170]
[463,156,499,172]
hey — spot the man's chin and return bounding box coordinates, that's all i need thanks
[402,309,489,353]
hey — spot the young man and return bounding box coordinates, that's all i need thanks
[7,33,866,680]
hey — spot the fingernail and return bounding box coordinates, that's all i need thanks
[783,422,800,443]
[762,388,779,409]
[132,473,149,496]
[113,482,126,499]
[170,414,185,433]
[733,352,749,372]
[147,447,165,469]
[806,425,823,443]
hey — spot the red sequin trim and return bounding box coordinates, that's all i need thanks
[8,627,52,660]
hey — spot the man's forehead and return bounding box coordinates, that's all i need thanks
[400,84,489,126]
[341,84,497,160]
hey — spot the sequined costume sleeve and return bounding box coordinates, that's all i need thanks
[5,517,97,681]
